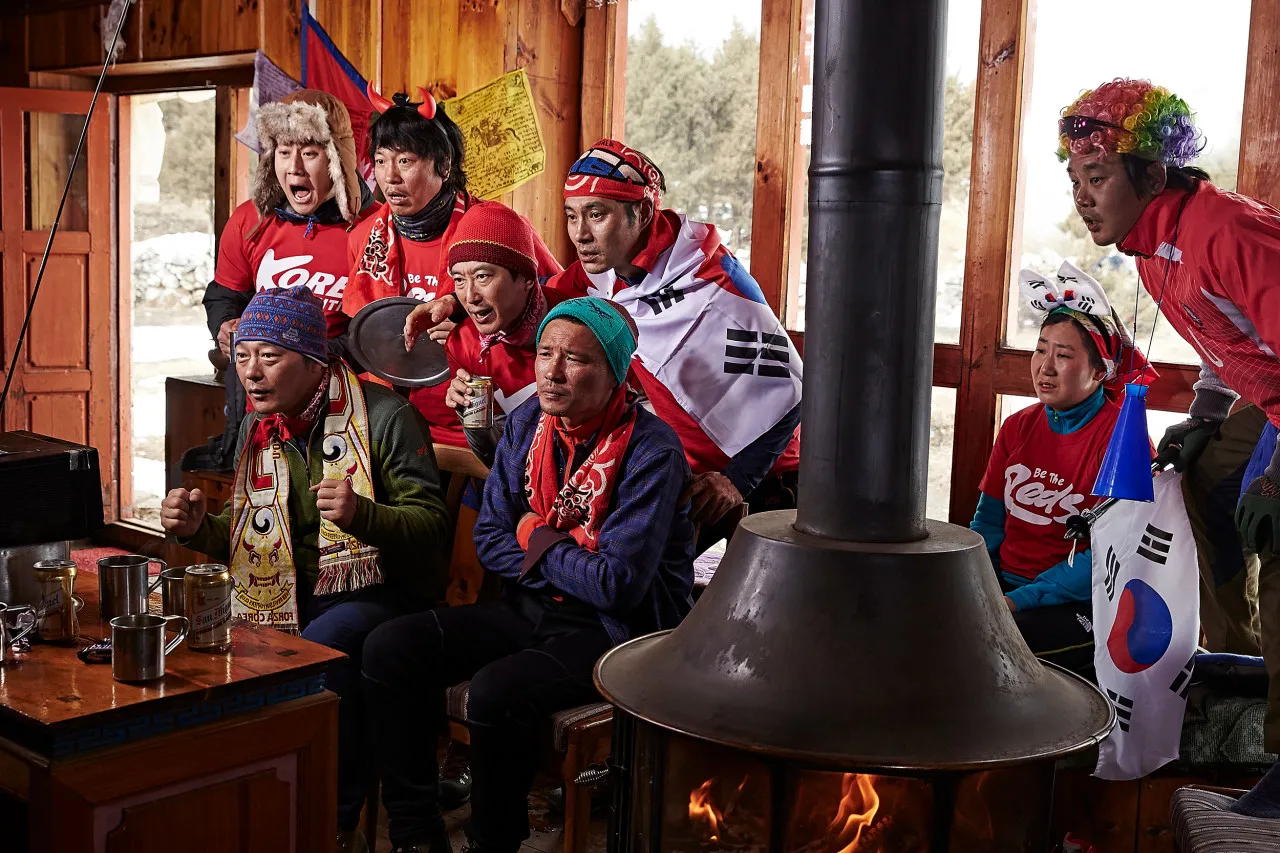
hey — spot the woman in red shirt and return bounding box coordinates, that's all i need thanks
[972,263,1152,674]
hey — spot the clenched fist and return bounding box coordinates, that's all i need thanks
[403,296,458,350]
[311,478,358,529]
[161,488,207,538]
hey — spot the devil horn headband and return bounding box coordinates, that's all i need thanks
[416,87,437,120]
[366,82,437,121]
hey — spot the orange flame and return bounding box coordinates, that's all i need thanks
[689,778,724,842]
[829,774,880,852]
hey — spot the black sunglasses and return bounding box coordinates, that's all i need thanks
[1058,115,1125,141]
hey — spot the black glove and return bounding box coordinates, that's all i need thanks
[1157,417,1221,472]
[1236,474,1280,556]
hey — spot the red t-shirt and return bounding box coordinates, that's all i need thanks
[979,399,1124,580]
[214,200,354,338]
[343,221,462,446]
[343,202,565,449]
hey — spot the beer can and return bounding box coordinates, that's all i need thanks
[461,376,494,429]
[32,559,78,643]
[183,564,233,653]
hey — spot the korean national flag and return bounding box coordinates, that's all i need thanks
[1091,471,1199,781]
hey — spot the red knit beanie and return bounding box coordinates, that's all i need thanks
[446,202,539,282]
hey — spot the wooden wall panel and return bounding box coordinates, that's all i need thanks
[1238,0,1280,206]
[315,0,379,82]
[260,0,302,82]
[748,0,803,313]
[509,0,581,265]
[0,16,29,87]
[26,254,87,368]
[28,7,105,71]
[28,393,87,445]
[579,0,626,150]
[141,0,203,60]
[948,0,1030,526]
[200,0,259,58]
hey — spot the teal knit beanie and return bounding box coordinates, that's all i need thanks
[537,297,636,385]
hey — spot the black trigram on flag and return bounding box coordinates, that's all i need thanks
[639,284,685,315]
[1137,523,1174,565]
[1107,689,1135,733]
[1169,654,1196,699]
[1104,546,1121,601]
[723,329,791,378]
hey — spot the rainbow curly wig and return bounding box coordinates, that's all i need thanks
[1057,78,1203,167]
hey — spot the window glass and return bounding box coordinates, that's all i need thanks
[625,0,762,265]
[1006,0,1250,365]
[929,387,956,520]
[786,0,981,340]
[127,91,218,526]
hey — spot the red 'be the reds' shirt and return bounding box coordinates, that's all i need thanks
[344,199,563,448]
[978,399,1123,580]
[214,200,354,338]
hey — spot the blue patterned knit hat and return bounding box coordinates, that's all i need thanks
[235,285,327,364]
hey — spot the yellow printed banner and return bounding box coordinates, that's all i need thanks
[443,69,546,200]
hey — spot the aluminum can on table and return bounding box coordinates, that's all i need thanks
[460,376,494,429]
[31,559,79,643]
[183,564,233,653]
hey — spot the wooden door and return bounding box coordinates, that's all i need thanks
[0,87,115,517]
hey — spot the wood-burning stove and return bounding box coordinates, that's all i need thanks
[609,710,1059,852]
[593,0,1115,849]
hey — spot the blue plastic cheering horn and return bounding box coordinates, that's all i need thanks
[1092,382,1155,502]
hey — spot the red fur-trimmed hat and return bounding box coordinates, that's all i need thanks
[446,202,539,282]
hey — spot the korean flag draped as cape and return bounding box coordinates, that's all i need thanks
[566,211,803,458]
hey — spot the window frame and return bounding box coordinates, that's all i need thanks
[608,0,1274,524]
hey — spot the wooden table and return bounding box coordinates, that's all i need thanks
[0,570,344,853]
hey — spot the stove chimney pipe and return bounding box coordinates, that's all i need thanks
[795,0,946,543]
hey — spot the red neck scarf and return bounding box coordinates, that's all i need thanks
[346,193,473,313]
[250,368,329,448]
[524,385,638,551]
[479,283,548,357]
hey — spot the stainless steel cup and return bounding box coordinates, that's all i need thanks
[159,567,188,617]
[97,555,165,623]
[110,614,189,683]
[0,602,36,663]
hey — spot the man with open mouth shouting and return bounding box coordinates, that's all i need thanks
[189,89,376,475]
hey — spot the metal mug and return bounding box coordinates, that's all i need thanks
[32,559,83,643]
[0,602,36,663]
[97,555,165,623]
[159,567,188,618]
[110,614,189,683]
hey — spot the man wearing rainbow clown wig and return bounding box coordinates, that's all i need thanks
[972,263,1153,675]
[1060,77,1280,815]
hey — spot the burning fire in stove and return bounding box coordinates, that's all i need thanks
[828,774,884,851]
[686,772,923,852]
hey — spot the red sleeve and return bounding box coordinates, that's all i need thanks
[1205,197,1280,363]
[213,202,257,292]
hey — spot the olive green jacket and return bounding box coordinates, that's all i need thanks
[184,382,450,603]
